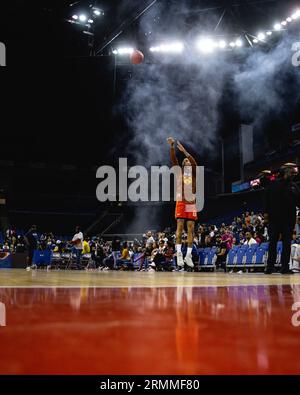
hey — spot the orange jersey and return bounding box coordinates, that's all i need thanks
[170,146,197,204]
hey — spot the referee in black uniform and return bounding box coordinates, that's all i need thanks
[264,163,300,274]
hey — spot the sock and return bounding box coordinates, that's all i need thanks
[176,244,182,254]
[186,247,192,257]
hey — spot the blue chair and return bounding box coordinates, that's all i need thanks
[260,242,269,251]
[198,249,206,266]
[277,241,283,253]
[245,248,256,265]
[240,244,249,251]
[226,249,237,267]
[254,248,267,265]
[236,249,246,266]
[206,250,216,266]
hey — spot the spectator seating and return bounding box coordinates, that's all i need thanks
[198,247,216,271]
[225,242,286,270]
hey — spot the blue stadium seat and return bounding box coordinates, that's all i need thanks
[226,249,237,266]
[198,249,206,266]
[260,242,269,251]
[254,247,267,265]
[240,245,249,251]
[236,248,246,265]
[205,250,216,266]
[277,241,283,253]
[245,248,256,265]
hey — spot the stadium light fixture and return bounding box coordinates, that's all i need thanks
[253,38,258,43]
[72,15,78,20]
[196,38,217,53]
[218,40,227,49]
[79,14,87,22]
[266,31,272,35]
[113,47,134,55]
[150,42,184,53]
[236,39,243,47]
[273,23,281,30]
[286,17,292,22]
[257,32,265,40]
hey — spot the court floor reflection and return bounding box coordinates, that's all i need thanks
[0,285,300,374]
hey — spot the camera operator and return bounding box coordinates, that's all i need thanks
[264,163,300,274]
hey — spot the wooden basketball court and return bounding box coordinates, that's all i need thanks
[0,269,300,374]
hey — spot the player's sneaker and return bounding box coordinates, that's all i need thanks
[177,252,184,267]
[26,266,31,271]
[184,255,194,268]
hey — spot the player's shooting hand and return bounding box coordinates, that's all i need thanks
[167,137,175,145]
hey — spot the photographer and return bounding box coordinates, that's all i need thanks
[264,163,300,274]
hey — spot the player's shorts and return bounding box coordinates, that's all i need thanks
[175,201,198,221]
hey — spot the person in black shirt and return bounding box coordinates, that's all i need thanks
[111,236,121,269]
[215,236,228,271]
[264,164,300,274]
[25,225,38,270]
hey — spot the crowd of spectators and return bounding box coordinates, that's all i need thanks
[1,211,300,271]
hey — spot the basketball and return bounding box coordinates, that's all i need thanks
[131,49,144,65]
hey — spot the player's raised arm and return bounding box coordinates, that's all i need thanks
[167,137,179,166]
[177,141,197,168]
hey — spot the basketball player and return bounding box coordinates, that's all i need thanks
[167,137,198,268]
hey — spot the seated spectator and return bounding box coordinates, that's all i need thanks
[153,241,174,271]
[245,212,251,227]
[244,231,257,246]
[221,228,233,250]
[82,237,91,255]
[295,217,300,237]
[204,235,213,248]
[116,242,133,270]
[15,236,26,253]
[2,242,10,252]
[254,232,263,245]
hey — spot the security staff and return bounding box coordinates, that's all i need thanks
[264,163,300,274]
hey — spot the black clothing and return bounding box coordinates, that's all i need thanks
[25,229,38,249]
[112,239,121,251]
[264,179,300,226]
[216,242,228,269]
[264,179,300,270]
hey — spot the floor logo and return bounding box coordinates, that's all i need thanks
[291,302,300,327]
[0,302,6,326]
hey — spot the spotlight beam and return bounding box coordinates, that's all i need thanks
[214,8,227,32]
[244,33,253,47]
